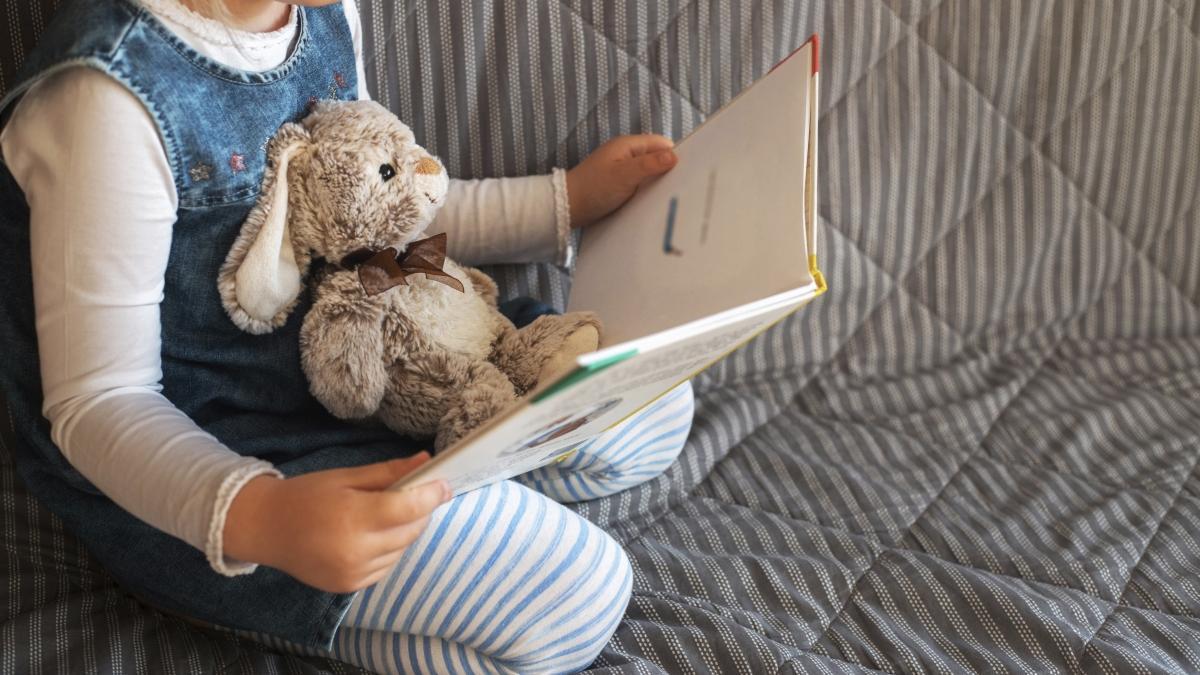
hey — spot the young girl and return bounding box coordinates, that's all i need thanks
[0,0,694,672]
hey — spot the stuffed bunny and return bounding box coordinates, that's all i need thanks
[218,100,601,450]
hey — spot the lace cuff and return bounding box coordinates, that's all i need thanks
[205,462,284,577]
[550,167,574,267]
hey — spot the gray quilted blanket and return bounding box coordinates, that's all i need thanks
[4,0,1200,673]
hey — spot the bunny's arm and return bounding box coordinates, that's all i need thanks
[300,272,389,420]
[462,265,500,307]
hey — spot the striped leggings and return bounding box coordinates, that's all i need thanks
[328,382,694,674]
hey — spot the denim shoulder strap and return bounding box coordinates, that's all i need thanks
[0,0,141,127]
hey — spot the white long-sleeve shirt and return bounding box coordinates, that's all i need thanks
[0,0,570,575]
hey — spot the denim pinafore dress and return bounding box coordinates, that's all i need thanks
[0,0,420,649]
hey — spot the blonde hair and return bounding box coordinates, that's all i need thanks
[186,0,233,25]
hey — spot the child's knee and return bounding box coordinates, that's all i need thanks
[498,534,633,673]
[591,380,695,473]
[515,381,695,501]
[647,380,695,439]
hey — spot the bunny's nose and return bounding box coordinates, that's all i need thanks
[415,156,442,175]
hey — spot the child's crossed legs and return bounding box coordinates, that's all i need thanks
[329,381,694,674]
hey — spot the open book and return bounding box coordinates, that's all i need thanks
[392,35,824,495]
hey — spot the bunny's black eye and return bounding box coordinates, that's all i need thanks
[379,163,397,182]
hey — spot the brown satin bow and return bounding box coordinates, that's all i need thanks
[340,233,466,296]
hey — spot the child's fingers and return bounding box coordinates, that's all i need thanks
[356,566,393,591]
[365,517,431,561]
[340,453,432,490]
[620,133,675,157]
[373,480,451,528]
[346,557,402,592]
[357,542,420,588]
[634,149,678,178]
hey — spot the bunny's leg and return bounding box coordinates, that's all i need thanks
[435,359,518,451]
[489,312,601,395]
[377,352,518,451]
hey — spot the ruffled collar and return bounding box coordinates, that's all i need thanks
[139,0,299,55]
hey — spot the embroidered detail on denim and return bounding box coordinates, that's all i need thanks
[334,71,348,89]
[189,162,214,182]
[307,95,319,112]
[327,83,338,99]
[229,153,247,174]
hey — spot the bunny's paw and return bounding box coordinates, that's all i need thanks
[434,361,517,451]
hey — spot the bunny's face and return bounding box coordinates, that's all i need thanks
[218,100,452,334]
[296,101,450,265]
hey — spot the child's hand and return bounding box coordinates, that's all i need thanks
[566,134,678,228]
[223,454,450,593]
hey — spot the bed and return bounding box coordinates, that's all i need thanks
[4,0,1200,672]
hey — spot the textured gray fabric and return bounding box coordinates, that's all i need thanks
[0,0,63,100]
[4,0,1200,673]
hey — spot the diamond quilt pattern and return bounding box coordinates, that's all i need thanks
[1,0,1199,672]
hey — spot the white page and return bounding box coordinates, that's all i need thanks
[390,37,823,497]
[568,42,815,347]
[392,289,817,495]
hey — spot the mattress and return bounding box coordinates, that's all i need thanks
[3,0,1200,672]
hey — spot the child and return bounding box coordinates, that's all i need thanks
[0,0,695,672]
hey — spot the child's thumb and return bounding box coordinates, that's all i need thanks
[635,149,677,179]
[345,453,432,490]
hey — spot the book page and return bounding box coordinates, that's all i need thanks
[389,37,824,498]
[568,41,817,347]
[392,290,817,496]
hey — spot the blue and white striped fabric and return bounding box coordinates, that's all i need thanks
[331,481,632,675]
[516,383,695,502]
[6,1,1200,673]
[327,383,693,674]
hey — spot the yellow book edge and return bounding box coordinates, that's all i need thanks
[549,255,827,463]
[425,34,827,470]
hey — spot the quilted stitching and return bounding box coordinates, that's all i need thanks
[586,0,1200,672]
[3,0,1200,672]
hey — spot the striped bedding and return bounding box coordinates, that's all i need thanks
[4,0,1200,672]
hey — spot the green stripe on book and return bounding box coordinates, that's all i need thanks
[531,348,638,403]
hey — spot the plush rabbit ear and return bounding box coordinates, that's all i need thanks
[218,125,311,334]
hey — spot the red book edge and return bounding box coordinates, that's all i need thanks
[768,33,820,76]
